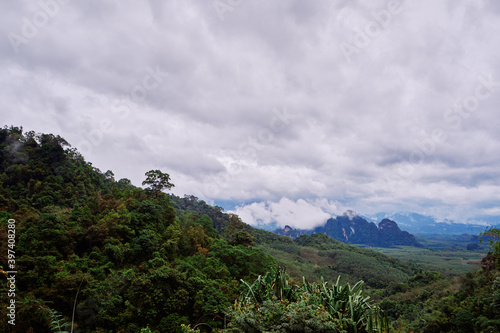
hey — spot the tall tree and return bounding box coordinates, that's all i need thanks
[142,170,174,198]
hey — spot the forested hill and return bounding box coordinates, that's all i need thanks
[2,126,500,332]
[0,126,393,331]
[0,126,276,332]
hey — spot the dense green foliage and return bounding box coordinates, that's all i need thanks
[263,233,421,291]
[2,125,500,332]
[222,267,389,332]
[374,231,500,332]
[0,126,274,332]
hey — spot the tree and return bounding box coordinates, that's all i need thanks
[227,214,255,246]
[466,243,480,251]
[142,170,174,198]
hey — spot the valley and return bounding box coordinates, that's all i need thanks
[1,126,499,332]
[369,244,486,276]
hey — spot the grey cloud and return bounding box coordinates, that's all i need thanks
[1,0,500,224]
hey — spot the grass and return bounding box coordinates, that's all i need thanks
[368,246,486,276]
[258,244,347,285]
[258,232,489,301]
[257,241,415,290]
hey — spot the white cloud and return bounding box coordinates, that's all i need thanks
[231,197,343,229]
[480,207,500,216]
[1,0,500,225]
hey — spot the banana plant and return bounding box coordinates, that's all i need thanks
[238,267,390,332]
[241,266,299,304]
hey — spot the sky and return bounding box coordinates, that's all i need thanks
[2,0,500,229]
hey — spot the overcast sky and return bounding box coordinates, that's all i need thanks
[2,0,500,229]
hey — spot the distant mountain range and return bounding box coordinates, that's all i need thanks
[371,212,496,235]
[274,210,423,248]
[232,205,498,236]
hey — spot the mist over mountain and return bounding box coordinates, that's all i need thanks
[274,210,422,248]
[227,197,496,237]
[372,212,496,235]
[229,198,496,237]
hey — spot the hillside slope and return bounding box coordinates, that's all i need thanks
[169,195,427,290]
[0,126,275,332]
[4,126,490,332]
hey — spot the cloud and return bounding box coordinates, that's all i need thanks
[1,0,500,225]
[231,197,343,229]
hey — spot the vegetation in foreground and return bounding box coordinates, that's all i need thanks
[0,125,500,332]
[221,267,389,332]
[0,126,274,332]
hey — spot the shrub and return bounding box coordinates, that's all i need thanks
[223,267,390,332]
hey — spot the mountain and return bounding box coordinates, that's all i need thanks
[0,126,411,331]
[0,126,275,332]
[5,125,500,332]
[372,211,493,235]
[273,224,305,238]
[275,210,422,247]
